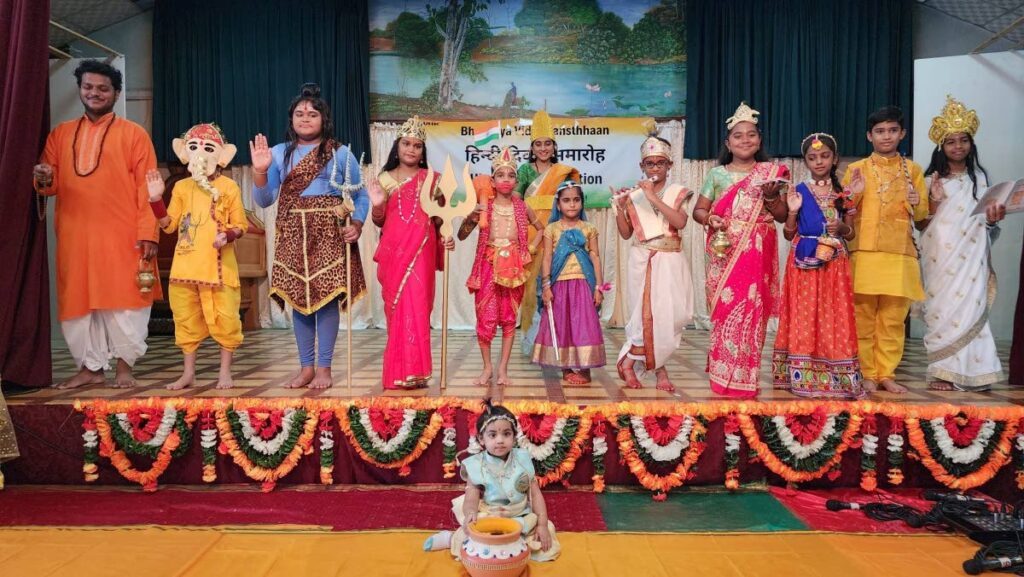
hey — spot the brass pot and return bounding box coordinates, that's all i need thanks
[136,258,156,293]
[711,229,731,258]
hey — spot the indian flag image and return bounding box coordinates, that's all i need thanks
[473,120,501,147]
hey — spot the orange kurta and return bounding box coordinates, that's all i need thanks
[37,113,161,320]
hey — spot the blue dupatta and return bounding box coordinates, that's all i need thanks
[793,183,828,270]
[536,226,597,307]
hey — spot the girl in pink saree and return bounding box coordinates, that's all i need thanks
[368,118,452,390]
[693,103,790,398]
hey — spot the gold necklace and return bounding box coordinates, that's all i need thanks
[869,156,904,207]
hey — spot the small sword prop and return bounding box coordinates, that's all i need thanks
[419,155,477,391]
[547,304,560,362]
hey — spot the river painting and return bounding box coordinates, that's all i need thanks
[370,0,686,120]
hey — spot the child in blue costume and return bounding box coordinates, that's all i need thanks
[424,400,560,562]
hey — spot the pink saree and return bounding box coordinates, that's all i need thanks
[705,162,789,398]
[375,169,444,390]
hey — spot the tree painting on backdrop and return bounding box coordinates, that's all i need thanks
[370,0,686,120]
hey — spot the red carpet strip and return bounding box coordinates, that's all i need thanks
[770,486,956,534]
[0,486,607,531]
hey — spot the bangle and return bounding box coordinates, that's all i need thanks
[253,169,267,176]
[783,224,797,233]
[788,210,798,216]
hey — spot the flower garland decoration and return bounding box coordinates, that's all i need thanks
[86,401,198,491]
[1015,418,1024,490]
[905,412,1017,490]
[317,410,335,485]
[738,406,862,484]
[336,400,444,477]
[614,408,708,500]
[506,401,591,487]
[81,406,99,482]
[590,415,608,493]
[439,406,458,479]
[887,417,905,486]
[859,414,879,491]
[724,413,741,490]
[217,403,317,492]
[199,409,218,483]
[466,411,483,455]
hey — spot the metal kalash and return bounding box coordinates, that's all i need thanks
[418,155,477,391]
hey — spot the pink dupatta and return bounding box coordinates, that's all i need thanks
[705,162,789,397]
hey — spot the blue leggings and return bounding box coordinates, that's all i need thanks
[292,297,340,367]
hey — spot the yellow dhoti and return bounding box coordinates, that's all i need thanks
[854,293,911,381]
[169,283,242,353]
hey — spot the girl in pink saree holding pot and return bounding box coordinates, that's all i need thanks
[692,103,790,398]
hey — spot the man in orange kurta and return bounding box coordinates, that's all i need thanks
[32,60,160,389]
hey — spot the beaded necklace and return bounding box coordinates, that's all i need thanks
[71,113,116,177]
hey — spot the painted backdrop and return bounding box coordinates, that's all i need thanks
[370,0,686,120]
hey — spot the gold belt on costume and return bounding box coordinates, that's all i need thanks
[635,236,681,252]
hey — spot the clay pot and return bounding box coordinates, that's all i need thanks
[461,517,529,577]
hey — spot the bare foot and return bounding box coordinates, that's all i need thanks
[928,379,956,391]
[655,373,676,393]
[215,373,234,390]
[473,368,493,386]
[283,367,315,389]
[167,373,196,391]
[621,363,643,389]
[878,378,908,394]
[497,371,512,386]
[578,369,592,384]
[55,367,105,389]
[111,360,137,389]
[564,371,589,385]
[310,367,334,389]
[862,379,878,393]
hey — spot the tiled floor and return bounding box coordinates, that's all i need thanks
[12,329,1021,407]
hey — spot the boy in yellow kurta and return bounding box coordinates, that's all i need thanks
[145,123,247,390]
[841,106,930,394]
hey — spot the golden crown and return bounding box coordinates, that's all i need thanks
[726,101,760,130]
[531,109,554,142]
[492,146,518,173]
[928,95,979,145]
[641,136,671,160]
[397,115,427,141]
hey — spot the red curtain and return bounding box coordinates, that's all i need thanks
[0,0,52,387]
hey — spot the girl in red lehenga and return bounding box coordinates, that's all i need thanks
[367,116,454,390]
[772,133,865,399]
[692,102,790,398]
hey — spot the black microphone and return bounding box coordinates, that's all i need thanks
[923,490,989,508]
[825,499,863,512]
[963,555,1024,575]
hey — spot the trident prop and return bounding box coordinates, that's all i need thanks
[330,148,364,394]
[419,155,477,391]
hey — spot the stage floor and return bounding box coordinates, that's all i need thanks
[10,329,1021,407]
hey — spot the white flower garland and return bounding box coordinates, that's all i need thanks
[517,417,567,461]
[357,408,416,454]
[887,433,904,454]
[862,434,879,456]
[200,428,217,450]
[467,436,482,455]
[319,430,334,452]
[770,415,837,460]
[442,426,457,451]
[928,418,997,465]
[592,436,608,458]
[725,431,741,455]
[1016,434,1024,454]
[629,415,693,462]
[116,405,177,448]
[236,408,297,455]
[82,429,98,449]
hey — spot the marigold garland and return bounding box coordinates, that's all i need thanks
[502,401,591,488]
[439,406,458,479]
[615,412,708,500]
[860,414,879,492]
[81,407,99,482]
[738,409,862,484]
[216,403,317,492]
[905,414,1017,491]
[590,415,608,493]
[724,413,741,490]
[336,401,444,477]
[199,409,217,483]
[317,410,335,485]
[90,402,198,491]
[887,417,905,486]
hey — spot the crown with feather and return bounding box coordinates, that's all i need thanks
[640,118,671,160]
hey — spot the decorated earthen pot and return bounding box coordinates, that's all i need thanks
[461,517,529,577]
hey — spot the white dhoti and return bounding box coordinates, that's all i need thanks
[61,307,151,371]
[617,245,694,372]
[919,174,1003,391]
